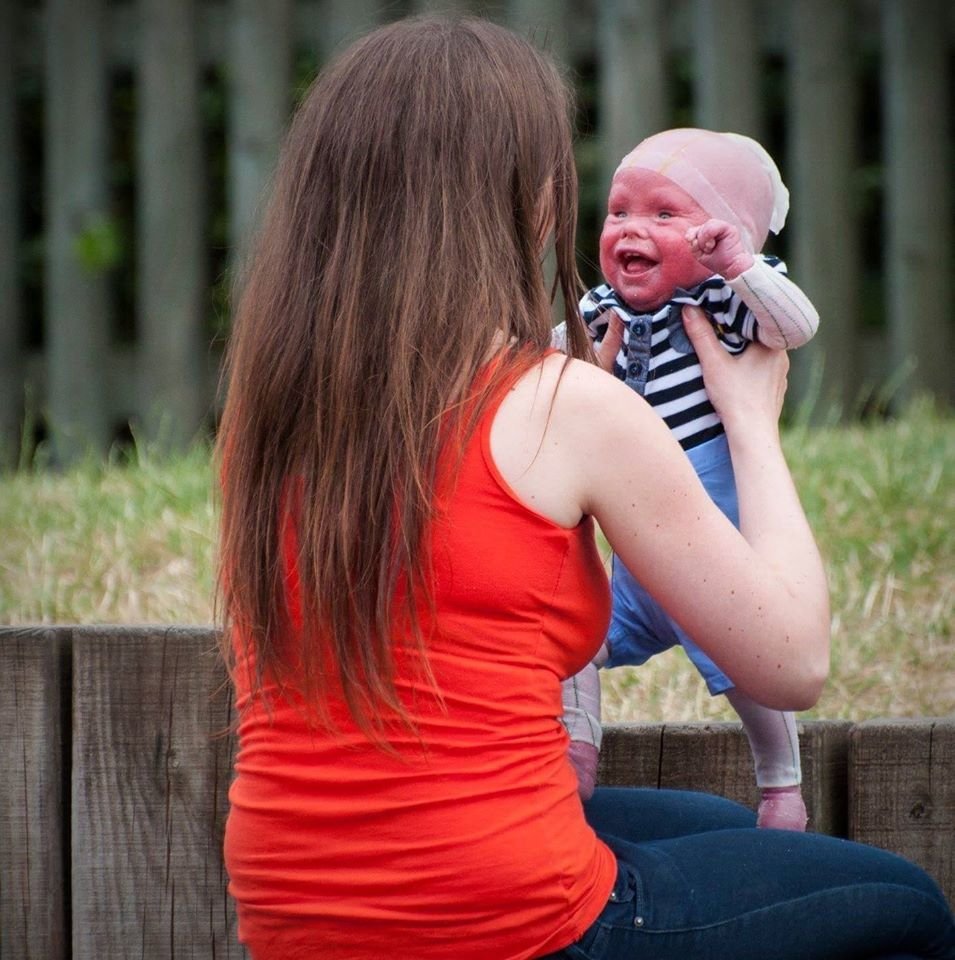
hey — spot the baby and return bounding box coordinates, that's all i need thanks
[560,128,820,830]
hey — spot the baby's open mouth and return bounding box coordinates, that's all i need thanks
[621,253,656,273]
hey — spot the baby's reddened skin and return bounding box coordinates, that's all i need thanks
[560,128,820,830]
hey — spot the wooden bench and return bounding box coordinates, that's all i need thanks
[2,625,952,958]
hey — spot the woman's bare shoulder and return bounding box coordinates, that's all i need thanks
[543,354,669,445]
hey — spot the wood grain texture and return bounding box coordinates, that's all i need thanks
[0,626,68,960]
[597,720,851,836]
[4,623,950,947]
[849,718,954,905]
[799,720,851,837]
[137,0,207,449]
[70,626,243,959]
[44,0,112,462]
[597,723,665,787]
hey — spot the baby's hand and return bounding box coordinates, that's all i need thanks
[686,219,754,280]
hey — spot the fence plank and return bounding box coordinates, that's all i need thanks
[410,0,474,12]
[136,0,208,451]
[658,721,758,807]
[598,721,850,835]
[228,0,293,261]
[0,627,68,960]
[11,1,955,439]
[597,722,666,787]
[598,0,668,190]
[71,626,242,960]
[0,0,19,468]
[509,0,574,67]
[796,720,851,837]
[692,0,761,138]
[787,0,861,417]
[45,0,112,463]
[882,0,954,407]
[849,718,954,905]
[305,0,381,66]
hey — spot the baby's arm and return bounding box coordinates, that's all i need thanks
[688,219,819,350]
[727,259,819,350]
[560,642,609,801]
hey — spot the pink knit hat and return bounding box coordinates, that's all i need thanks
[617,128,789,253]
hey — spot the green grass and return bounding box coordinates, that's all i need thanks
[3,400,953,722]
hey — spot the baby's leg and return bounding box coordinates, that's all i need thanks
[565,557,682,801]
[560,648,608,800]
[725,687,807,831]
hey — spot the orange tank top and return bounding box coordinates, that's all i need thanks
[225,359,616,960]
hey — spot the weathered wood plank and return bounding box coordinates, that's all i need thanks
[882,0,953,407]
[787,0,860,417]
[0,0,19,469]
[44,0,111,463]
[598,0,668,190]
[305,0,381,66]
[658,721,758,808]
[136,0,208,451]
[598,720,850,835]
[598,722,665,788]
[228,0,293,261]
[797,720,851,838]
[692,0,761,138]
[71,626,243,960]
[0,627,68,960]
[509,0,572,66]
[849,718,954,906]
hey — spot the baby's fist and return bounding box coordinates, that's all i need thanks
[686,219,754,280]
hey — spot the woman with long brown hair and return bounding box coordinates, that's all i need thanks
[216,16,954,960]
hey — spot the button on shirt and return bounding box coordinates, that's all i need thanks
[579,255,788,451]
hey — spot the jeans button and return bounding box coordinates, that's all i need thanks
[634,916,645,927]
[609,891,617,901]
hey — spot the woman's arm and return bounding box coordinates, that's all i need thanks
[550,310,829,711]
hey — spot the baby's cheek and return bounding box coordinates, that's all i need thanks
[598,232,617,283]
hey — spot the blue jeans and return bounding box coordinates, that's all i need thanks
[543,788,955,960]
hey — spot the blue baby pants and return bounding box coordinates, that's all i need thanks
[606,432,738,695]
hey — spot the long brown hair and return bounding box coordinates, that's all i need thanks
[216,16,593,737]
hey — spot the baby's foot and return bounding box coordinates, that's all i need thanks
[757,785,808,831]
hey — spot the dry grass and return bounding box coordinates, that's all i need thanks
[3,400,953,721]
[1,445,217,625]
[603,399,954,722]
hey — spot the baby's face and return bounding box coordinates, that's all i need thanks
[599,167,713,313]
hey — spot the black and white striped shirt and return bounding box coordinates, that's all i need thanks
[579,255,788,451]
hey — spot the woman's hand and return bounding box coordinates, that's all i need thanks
[682,305,788,437]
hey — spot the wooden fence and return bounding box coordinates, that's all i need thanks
[1,625,952,957]
[2,0,953,466]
